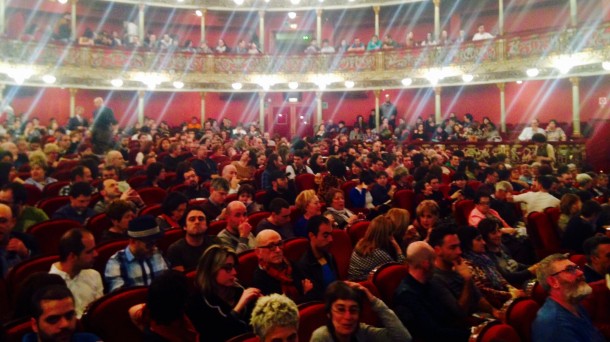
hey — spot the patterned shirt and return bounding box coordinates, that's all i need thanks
[104,246,168,292]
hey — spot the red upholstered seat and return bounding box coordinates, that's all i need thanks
[41,181,70,199]
[208,220,227,236]
[136,187,167,206]
[253,169,264,190]
[139,204,163,217]
[122,165,145,179]
[475,321,520,342]
[6,255,59,297]
[468,180,483,192]
[295,173,317,193]
[226,333,259,342]
[248,211,271,229]
[56,159,80,171]
[37,196,70,217]
[505,297,540,342]
[3,317,33,342]
[454,199,475,226]
[358,280,381,327]
[526,211,563,258]
[93,239,128,277]
[370,262,409,306]
[50,169,72,181]
[26,219,83,255]
[329,229,353,280]
[392,190,415,217]
[569,254,587,268]
[340,181,357,207]
[85,213,113,241]
[346,221,370,247]
[582,279,610,340]
[156,228,184,254]
[22,184,42,206]
[526,281,549,307]
[81,286,148,342]
[188,198,207,207]
[127,175,148,189]
[544,207,560,230]
[298,302,326,342]
[237,250,258,288]
[284,237,310,263]
[255,190,266,204]
[224,193,239,205]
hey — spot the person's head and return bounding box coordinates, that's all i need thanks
[357,215,394,254]
[196,244,238,295]
[221,164,238,182]
[295,189,321,216]
[100,178,122,201]
[180,206,207,238]
[428,223,462,265]
[325,188,346,211]
[106,200,135,232]
[530,118,539,129]
[474,190,493,215]
[209,178,230,204]
[29,158,49,182]
[0,182,28,214]
[101,165,119,181]
[583,236,610,275]
[406,241,436,282]
[146,162,166,182]
[532,133,547,144]
[147,271,190,326]
[30,285,77,342]
[307,215,333,253]
[237,184,256,205]
[256,229,284,266]
[270,170,288,191]
[559,193,581,216]
[478,218,503,249]
[105,150,125,169]
[226,200,248,231]
[58,228,97,273]
[386,208,410,245]
[69,166,93,183]
[161,192,188,221]
[269,198,291,226]
[493,181,513,201]
[536,175,554,191]
[0,202,15,243]
[457,226,486,254]
[324,281,364,339]
[127,216,164,258]
[93,97,104,107]
[326,157,346,178]
[250,294,299,342]
[68,182,92,212]
[576,173,593,189]
[375,171,389,187]
[536,253,591,302]
[415,200,439,230]
[483,168,499,184]
[580,200,602,220]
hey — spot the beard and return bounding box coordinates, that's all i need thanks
[563,277,593,302]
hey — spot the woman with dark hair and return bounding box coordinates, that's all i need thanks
[318,156,346,201]
[145,162,167,188]
[237,184,261,215]
[186,245,262,341]
[261,153,282,190]
[457,225,523,309]
[448,172,476,201]
[231,149,257,180]
[309,153,326,174]
[156,192,188,231]
[0,162,22,186]
[324,188,361,229]
[156,138,171,154]
[311,281,411,341]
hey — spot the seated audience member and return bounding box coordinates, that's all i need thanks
[472,24,494,41]
[575,173,595,202]
[255,198,294,238]
[448,172,476,202]
[237,184,261,215]
[49,228,103,318]
[101,200,135,242]
[370,171,396,214]
[489,181,521,228]
[507,166,529,192]
[593,173,608,198]
[558,193,582,236]
[104,150,127,176]
[349,170,375,211]
[253,229,312,302]
[347,37,366,52]
[186,245,262,341]
[221,164,241,195]
[478,219,536,288]
[0,182,48,233]
[468,191,516,234]
[518,118,545,141]
[52,182,95,224]
[250,293,299,342]
[105,216,168,292]
[457,226,522,308]
[0,202,38,278]
[318,157,347,201]
[231,150,256,181]
[386,208,414,251]
[324,187,360,230]
[167,206,220,272]
[156,192,188,231]
[583,236,610,283]
[162,142,184,172]
[511,175,560,215]
[415,174,451,217]
[545,119,567,142]
[261,154,283,191]
[392,166,412,191]
[394,241,471,342]
[429,224,501,318]
[263,170,296,212]
[94,178,144,214]
[178,164,210,199]
[24,285,100,342]
[217,201,256,253]
[12,273,66,320]
[295,215,339,302]
[191,145,217,183]
[285,150,313,180]
[562,200,603,253]
[408,200,440,243]
[532,253,605,342]
[348,215,406,281]
[129,271,198,341]
[201,178,229,223]
[311,280,412,341]
[59,165,94,196]
[144,162,166,188]
[101,165,120,181]
[293,189,322,237]
[532,133,556,166]
[24,156,57,191]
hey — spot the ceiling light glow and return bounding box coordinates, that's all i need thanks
[344,81,355,88]
[232,82,243,90]
[602,61,610,71]
[173,81,184,89]
[111,79,124,87]
[526,68,539,77]
[401,78,412,86]
[462,74,474,82]
[42,75,56,84]
[288,82,299,90]
[288,12,297,19]
[195,10,203,17]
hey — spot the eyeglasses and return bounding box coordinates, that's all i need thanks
[220,263,236,272]
[0,217,9,224]
[258,241,284,250]
[550,265,581,277]
[187,216,206,222]
[332,306,360,316]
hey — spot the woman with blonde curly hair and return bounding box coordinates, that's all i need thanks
[294,189,321,237]
[24,152,57,190]
[347,215,406,281]
[250,294,299,342]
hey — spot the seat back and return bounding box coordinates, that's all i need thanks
[26,219,83,255]
[157,228,184,254]
[298,302,326,342]
[543,206,561,231]
[525,281,548,307]
[22,184,42,206]
[505,298,540,342]
[139,204,163,217]
[37,196,70,217]
[371,262,409,306]
[454,199,475,226]
[50,169,72,181]
[569,254,587,268]
[93,239,129,276]
[359,280,381,327]
[346,221,370,247]
[247,211,271,229]
[476,321,520,342]
[3,317,33,342]
[329,229,353,280]
[340,181,357,207]
[122,166,145,179]
[85,213,113,241]
[226,333,259,342]
[136,187,167,206]
[237,250,258,288]
[41,181,70,199]
[295,173,317,193]
[81,286,148,342]
[208,220,227,236]
[6,255,59,297]
[284,237,309,263]
[527,211,562,258]
[127,175,148,189]
[392,190,415,217]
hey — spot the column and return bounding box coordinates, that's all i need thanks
[433,0,440,42]
[137,91,145,124]
[258,10,265,51]
[258,92,265,130]
[497,83,506,133]
[373,6,380,37]
[569,0,577,27]
[498,0,504,36]
[0,0,4,37]
[434,87,442,123]
[0,84,5,105]
[201,9,207,44]
[69,88,77,118]
[200,92,206,125]
[374,89,380,129]
[315,91,323,127]
[70,0,77,41]
[316,9,322,42]
[570,77,581,137]
[138,4,145,42]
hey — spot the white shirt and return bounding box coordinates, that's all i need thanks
[518,127,546,141]
[49,263,104,318]
[512,191,560,216]
[472,32,495,41]
[285,164,313,180]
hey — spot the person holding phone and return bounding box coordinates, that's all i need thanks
[93,178,145,214]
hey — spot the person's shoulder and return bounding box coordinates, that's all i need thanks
[310,326,332,341]
[72,332,101,342]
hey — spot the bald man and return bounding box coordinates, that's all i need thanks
[221,164,240,194]
[217,201,255,253]
[0,203,39,278]
[394,241,471,342]
[91,97,117,155]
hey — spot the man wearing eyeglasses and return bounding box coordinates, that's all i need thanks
[253,229,313,303]
[532,253,605,342]
[0,202,38,278]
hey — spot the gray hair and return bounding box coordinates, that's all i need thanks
[536,253,569,291]
[250,294,299,340]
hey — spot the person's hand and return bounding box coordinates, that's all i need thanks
[234,287,262,313]
[501,227,517,235]
[217,208,226,220]
[302,279,313,294]
[508,286,525,299]
[390,236,402,254]
[347,215,360,225]
[405,225,421,241]
[238,221,253,238]
[230,177,240,189]
[453,258,472,282]
[528,263,539,275]
[7,238,28,257]
[344,281,375,302]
